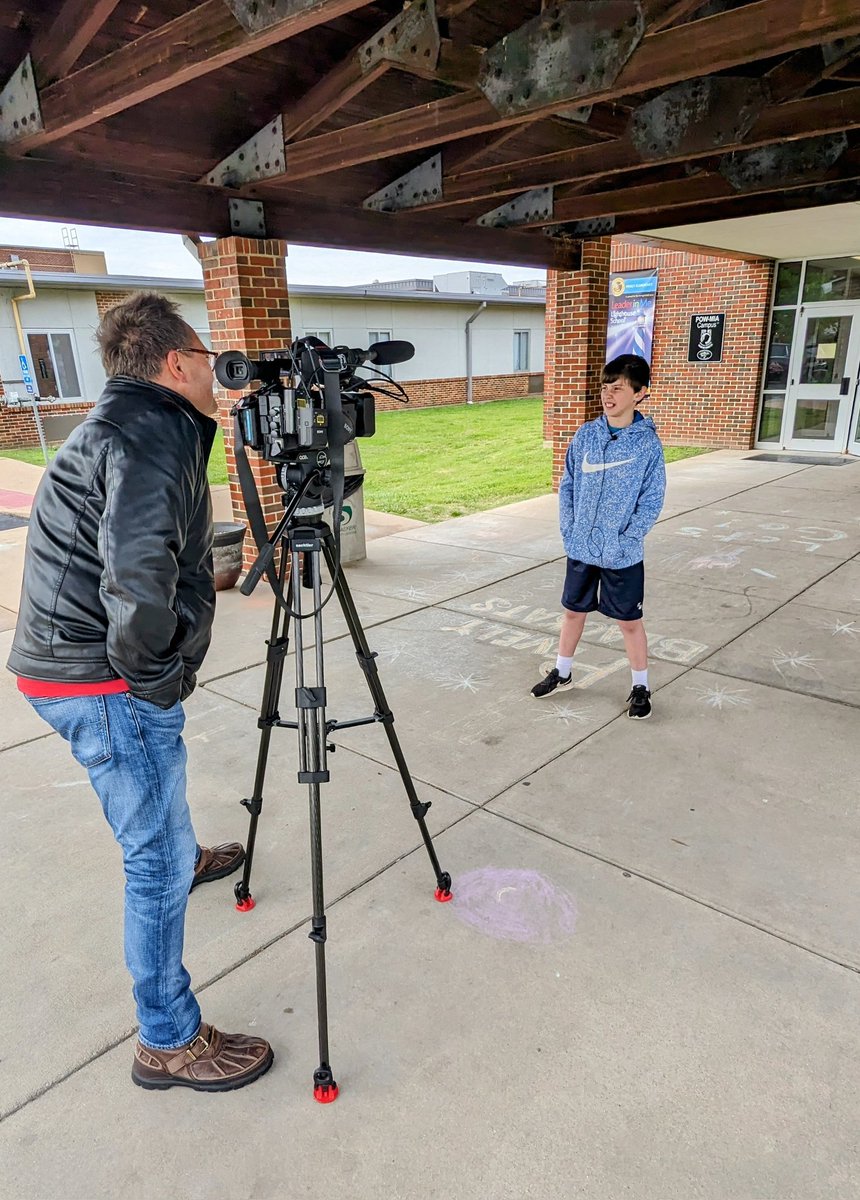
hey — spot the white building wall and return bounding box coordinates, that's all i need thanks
[0,287,215,404]
[0,285,544,405]
[290,296,545,380]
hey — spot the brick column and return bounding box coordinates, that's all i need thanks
[545,237,612,488]
[200,237,291,568]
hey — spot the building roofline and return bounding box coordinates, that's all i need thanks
[0,270,545,307]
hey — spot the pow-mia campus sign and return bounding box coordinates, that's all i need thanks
[687,313,726,363]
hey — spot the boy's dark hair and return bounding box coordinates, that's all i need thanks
[602,354,650,396]
[96,291,191,380]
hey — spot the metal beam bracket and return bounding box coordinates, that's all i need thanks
[228,198,267,236]
[629,77,770,162]
[226,0,326,34]
[545,216,616,238]
[718,132,849,192]
[0,56,43,144]
[477,1,644,118]
[360,0,441,74]
[204,116,286,187]
[364,153,442,212]
[478,187,554,228]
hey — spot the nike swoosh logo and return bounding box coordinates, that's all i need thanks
[581,453,635,474]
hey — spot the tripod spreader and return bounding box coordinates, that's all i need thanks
[231,512,453,1100]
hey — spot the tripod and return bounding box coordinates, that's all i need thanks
[231,480,453,1104]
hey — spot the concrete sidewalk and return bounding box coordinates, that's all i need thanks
[1,450,859,1199]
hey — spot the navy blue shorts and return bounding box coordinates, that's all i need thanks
[561,558,644,622]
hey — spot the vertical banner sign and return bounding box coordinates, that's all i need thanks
[606,270,658,364]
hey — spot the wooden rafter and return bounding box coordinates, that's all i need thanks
[259,0,860,184]
[765,36,860,102]
[282,51,390,143]
[27,0,122,85]
[508,148,860,227]
[5,0,379,154]
[436,0,482,17]
[606,176,860,236]
[412,86,860,212]
[642,0,708,34]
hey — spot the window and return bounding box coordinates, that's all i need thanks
[514,330,530,372]
[26,332,82,400]
[368,330,393,376]
[304,329,332,345]
[802,257,860,302]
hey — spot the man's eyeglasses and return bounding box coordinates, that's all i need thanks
[178,347,218,370]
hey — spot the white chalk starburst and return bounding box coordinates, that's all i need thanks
[770,648,822,678]
[535,702,594,726]
[395,585,436,602]
[823,619,860,638]
[436,672,488,693]
[687,550,745,570]
[688,684,752,710]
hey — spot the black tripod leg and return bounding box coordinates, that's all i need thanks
[292,538,339,1103]
[321,537,452,903]
[234,552,293,912]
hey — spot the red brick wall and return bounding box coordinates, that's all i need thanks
[0,289,126,440]
[0,246,75,271]
[200,236,291,567]
[95,289,133,316]
[546,238,613,487]
[609,242,773,448]
[0,401,90,448]
[376,372,543,411]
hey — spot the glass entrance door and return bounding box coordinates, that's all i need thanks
[784,305,860,452]
[849,374,860,456]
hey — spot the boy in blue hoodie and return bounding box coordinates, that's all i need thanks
[531,354,666,719]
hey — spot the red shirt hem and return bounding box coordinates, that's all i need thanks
[17,677,130,698]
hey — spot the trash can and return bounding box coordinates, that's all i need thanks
[212,521,247,590]
[327,441,367,564]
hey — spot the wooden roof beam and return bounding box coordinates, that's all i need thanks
[0,152,560,269]
[27,0,121,86]
[607,176,860,237]
[276,0,860,183]
[492,136,860,228]
[414,84,860,212]
[766,35,860,102]
[2,0,379,155]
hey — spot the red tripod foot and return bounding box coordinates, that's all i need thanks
[313,1065,339,1103]
[235,896,256,911]
[434,886,453,902]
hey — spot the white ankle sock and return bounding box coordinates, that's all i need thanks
[632,669,648,689]
[556,655,573,678]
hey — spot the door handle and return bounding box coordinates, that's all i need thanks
[840,376,850,395]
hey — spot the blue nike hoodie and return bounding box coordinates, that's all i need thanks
[559,412,666,569]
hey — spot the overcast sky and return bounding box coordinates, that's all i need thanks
[0,217,546,288]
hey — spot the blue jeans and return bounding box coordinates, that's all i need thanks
[27,692,201,1050]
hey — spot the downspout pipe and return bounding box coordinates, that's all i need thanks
[465,300,488,405]
[1,259,49,465]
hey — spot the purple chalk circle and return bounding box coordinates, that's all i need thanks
[451,867,578,944]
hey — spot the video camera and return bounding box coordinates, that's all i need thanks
[215,335,414,467]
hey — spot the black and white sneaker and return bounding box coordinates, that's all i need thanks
[531,665,574,698]
[627,685,652,720]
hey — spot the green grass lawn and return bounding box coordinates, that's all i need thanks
[360,398,710,522]
[2,399,710,523]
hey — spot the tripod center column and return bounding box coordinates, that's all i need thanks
[200,236,291,572]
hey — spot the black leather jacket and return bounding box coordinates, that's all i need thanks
[7,377,218,709]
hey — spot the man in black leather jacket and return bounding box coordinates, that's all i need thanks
[8,292,273,1092]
